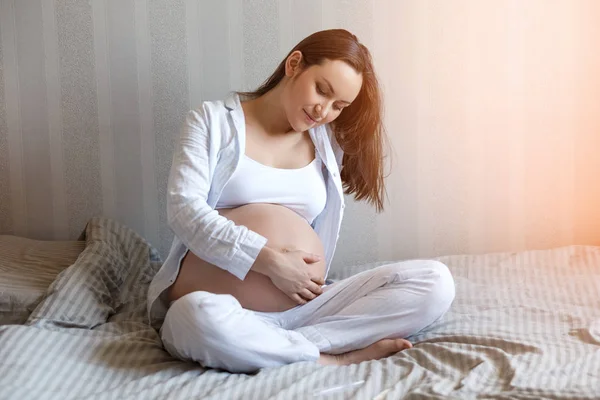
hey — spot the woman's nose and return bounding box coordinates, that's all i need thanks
[315,104,329,120]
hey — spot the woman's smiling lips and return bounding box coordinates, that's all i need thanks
[304,109,317,124]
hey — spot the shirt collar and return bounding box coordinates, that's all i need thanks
[224,91,239,111]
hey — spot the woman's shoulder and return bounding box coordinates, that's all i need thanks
[188,98,227,119]
[192,91,239,111]
[184,94,236,129]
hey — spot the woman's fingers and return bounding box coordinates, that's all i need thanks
[311,276,325,286]
[300,288,316,301]
[307,281,323,295]
[291,293,307,305]
[301,251,322,264]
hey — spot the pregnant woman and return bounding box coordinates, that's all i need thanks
[147,29,455,373]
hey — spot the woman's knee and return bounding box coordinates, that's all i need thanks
[384,260,456,315]
[165,291,238,326]
[161,291,242,362]
[418,261,456,321]
[430,261,455,302]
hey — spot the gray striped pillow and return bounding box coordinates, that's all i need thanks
[25,217,162,329]
[0,236,85,325]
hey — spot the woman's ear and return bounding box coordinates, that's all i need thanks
[285,50,303,77]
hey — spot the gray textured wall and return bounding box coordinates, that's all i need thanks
[0,0,380,270]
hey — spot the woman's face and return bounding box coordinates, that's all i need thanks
[283,51,363,132]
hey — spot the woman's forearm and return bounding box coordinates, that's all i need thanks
[251,245,278,278]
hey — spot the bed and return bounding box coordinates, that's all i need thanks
[1,216,599,399]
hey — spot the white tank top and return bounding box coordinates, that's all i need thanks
[216,154,327,225]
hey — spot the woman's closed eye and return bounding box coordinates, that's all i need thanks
[316,85,344,111]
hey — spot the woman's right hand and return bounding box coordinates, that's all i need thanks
[254,246,325,305]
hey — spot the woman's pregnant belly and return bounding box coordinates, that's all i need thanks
[166,203,326,312]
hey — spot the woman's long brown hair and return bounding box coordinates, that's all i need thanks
[237,29,391,212]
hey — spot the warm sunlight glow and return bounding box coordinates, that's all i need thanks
[375,0,600,259]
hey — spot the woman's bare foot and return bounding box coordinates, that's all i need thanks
[318,338,413,366]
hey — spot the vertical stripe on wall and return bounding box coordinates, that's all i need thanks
[574,0,600,245]
[14,0,54,239]
[198,1,234,101]
[291,0,322,47]
[321,0,337,30]
[278,0,328,56]
[135,0,160,251]
[185,0,203,109]
[505,0,527,252]
[1,0,27,237]
[149,0,188,259]
[414,2,431,257]
[56,0,103,239]
[243,0,279,90]
[374,0,401,261]
[0,1,12,233]
[278,0,293,59]
[333,0,374,48]
[91,0,116,221]
[184,0,235,103]
[227,0,244,91]
[42,0,68,240]
[520,1,577,249]
[106,0,144,237]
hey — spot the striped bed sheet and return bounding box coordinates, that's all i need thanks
[0,217,599,399]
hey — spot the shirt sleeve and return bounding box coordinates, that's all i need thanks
[166,106,268,280]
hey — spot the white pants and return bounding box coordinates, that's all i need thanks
[160,260,455,373]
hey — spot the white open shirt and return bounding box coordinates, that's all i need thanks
[147,91,346,326]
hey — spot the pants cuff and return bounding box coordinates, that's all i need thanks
[296,325,333,353]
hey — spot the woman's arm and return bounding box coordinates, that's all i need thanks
[166,106,268,281]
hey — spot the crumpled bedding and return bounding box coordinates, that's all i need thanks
[0,236,85,325]
[0,217,599,399]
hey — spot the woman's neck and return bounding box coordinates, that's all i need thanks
[242,87,297,137]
